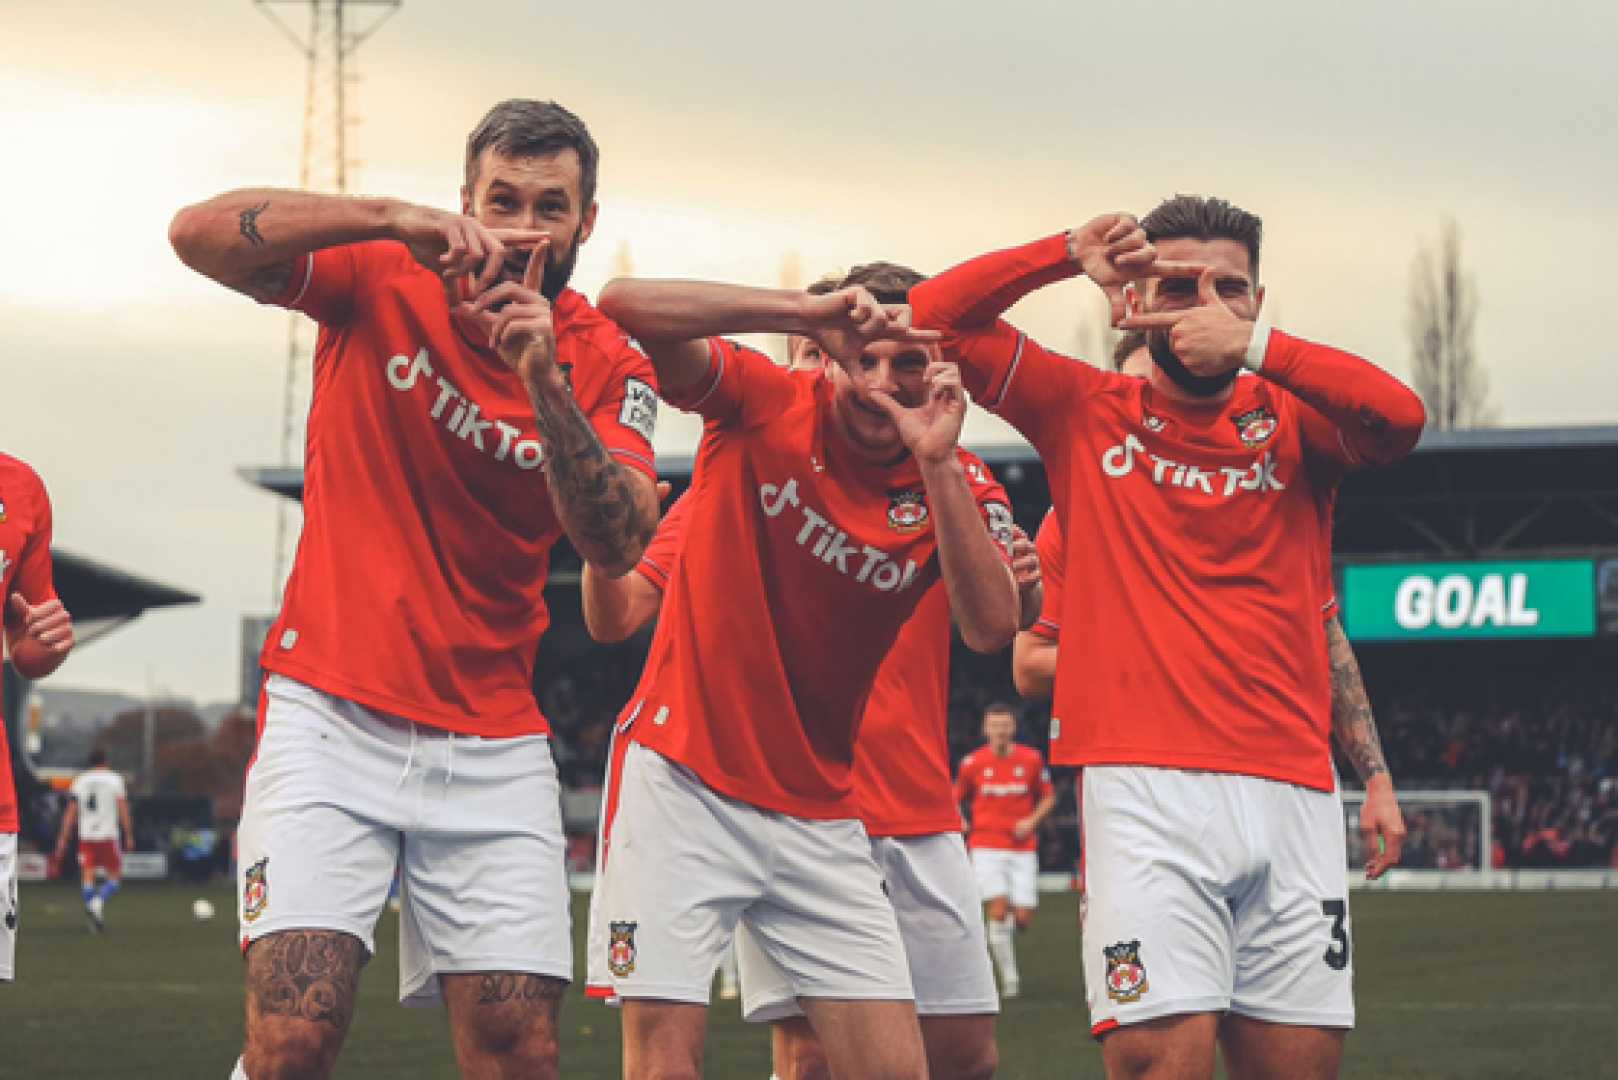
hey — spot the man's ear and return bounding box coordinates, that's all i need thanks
[1124,282,1142,316]
[577,200,600,247]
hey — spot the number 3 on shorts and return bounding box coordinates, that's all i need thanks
[1321,899,1350,971]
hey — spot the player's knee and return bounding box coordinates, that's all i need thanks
[464,1017,560,1077]
[243,1023,342,1080]
[937,1041,997,1080]
[776,1036,832,1080]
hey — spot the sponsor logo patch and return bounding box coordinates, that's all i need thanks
[608,920,638,977]
[618,377,658,442]
[1231,406,1278,449]
[887,489,929,534]
[243,858,269,923]
[1104,939,1150,1003]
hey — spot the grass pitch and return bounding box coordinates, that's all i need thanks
[6,884,1615,1078]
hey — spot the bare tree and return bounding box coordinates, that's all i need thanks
[1409,220,1493,430]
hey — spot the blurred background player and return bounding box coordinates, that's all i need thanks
[0,451,77,982]
[911,196,1425,1079]
[592,266,1019,1079]
[169,99,659,1080]
[584,265,1044,1080]
[954,703,1054,999]
[52,749,132,933]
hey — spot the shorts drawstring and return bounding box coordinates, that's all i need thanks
[445,733,455,788]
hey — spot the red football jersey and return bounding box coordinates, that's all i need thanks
[954,743,1051,852]
[264,241,657,737]
[1030,507,1065,643]
[624,340,1011,819]
[911,233,1424,790]
[0,454,57,833]
[637,467,1010,836]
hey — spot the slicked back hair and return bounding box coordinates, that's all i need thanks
[464,99,600,206]
[806,275,841,297]
[838,261,926,306]
[1140,195,1262,279]
[1112,329,1149,371]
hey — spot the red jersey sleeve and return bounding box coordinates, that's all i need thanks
[1031,753,1053,802]
[584,336,660,482]
[958,450,1015,561]
[953,753,978,805]
[663,337,799,431]
[910,234,1110,447]
[1031,508,1065,641]
[1256,330,1426,469]
[636,491,691,593]
[268,242,381,326]
[12,470,56,605]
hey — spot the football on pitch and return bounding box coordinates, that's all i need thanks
[191,898,216,921]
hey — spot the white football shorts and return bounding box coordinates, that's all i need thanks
[737,830,999,1021]
[0,833,16,982]
[1080,765,1354,1035]
[971,846,1040,909]
[237,674,572,1006]
[590,742,912,1005]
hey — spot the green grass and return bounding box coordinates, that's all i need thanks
[6,884,1616,1078]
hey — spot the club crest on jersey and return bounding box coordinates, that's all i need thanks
[887,489,929,533]
[1232,407,1278,449]
[0,495,7,523]
[1103,940,1150,1003]
[243,858,269,923]
[608,921,638,977]
[1143,412,1169,434]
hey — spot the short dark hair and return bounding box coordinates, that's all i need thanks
[1112,329,1148,371]
[89,748,107,768]
[983,701,1018,722]
[838,261,926,305]
[805,273,841,297]
[1140,195,1262,278]
[464,99,600,206]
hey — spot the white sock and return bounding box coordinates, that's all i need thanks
[230,1057,249,1080]
[988,915,1019,986]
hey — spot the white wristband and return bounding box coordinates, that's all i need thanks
[1243,319,1273,371]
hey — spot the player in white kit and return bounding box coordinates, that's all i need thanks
[53,749,132,933]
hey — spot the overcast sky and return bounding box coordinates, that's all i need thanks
[4,0,1615,703]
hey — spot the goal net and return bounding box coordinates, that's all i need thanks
[1341,788,1491,877]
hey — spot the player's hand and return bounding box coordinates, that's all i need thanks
[1012,817,1036,841]
[6,595,74,657]
[803,287,940,365]
[462,238,562,390]
[1360,775,1406,880]
[389,203,548,299]
[47,853,62,880]
[1119,267,1252,377]
[1068,214,1210,326]
[1009,525,1041,596]
[867,361,967,465]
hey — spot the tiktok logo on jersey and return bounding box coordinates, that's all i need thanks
[385,347,548,470]
[759,476,921,594]
[1100,434,1285,498]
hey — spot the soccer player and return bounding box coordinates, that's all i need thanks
[52,749,132,932]
[910,196,1426,1079]
[954,703,1054,999]
[1,452,76,982]
[169,99,659,1079]
[590,264,1020,1079]
[583,273,1038,1079]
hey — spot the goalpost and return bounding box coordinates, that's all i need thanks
[1341,788,1492,887]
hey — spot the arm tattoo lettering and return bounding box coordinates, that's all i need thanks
[476,973,566,1006]
[239,201,269,247]
[530,386,653,567]
[248,930,363,1029]
[1327,617,1390,782]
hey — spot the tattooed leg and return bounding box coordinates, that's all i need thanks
[243,929,366,1080]
[441,972,566,1080]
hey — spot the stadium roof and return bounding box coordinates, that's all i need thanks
[53,549,201,644]
[238,424,1618,561]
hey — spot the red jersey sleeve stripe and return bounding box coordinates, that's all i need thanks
[982,333,1027,411]
[636,555,672,592]
[677,338,727,412]
[608,446,657,479]
[1031,617,1061,640]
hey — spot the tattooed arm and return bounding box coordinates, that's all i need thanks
[1328,615,1407,878]
[168,189,545,304]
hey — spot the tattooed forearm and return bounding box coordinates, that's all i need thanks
[247,930,364,1029]
[529,383,654,573]
[239,200,269,246]
[476,973,567,1006]
[1326,616,1390,782]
